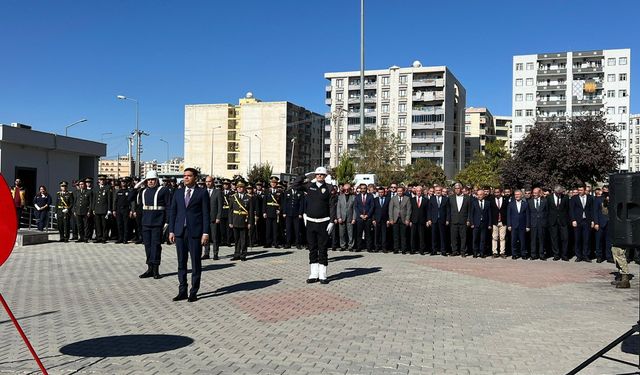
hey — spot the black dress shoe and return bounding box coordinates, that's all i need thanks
[583,259,592,263]
[123,241,129,244]
[540,257,547,261]
[75,239,84,243]
[173,293,188,301]
[306,278,319,284]
[188,295,198,302]
[500,254,507,259]
[480,255,486,259]
[213,255,219,260]
[596,258,604,263]
[230,256,240,261]
[461,253,467,258]
[512,255,517,259]
[139,267,154,279]
[115,240,123,244]
[575,258,582,262]
[240,256,247,261]
[283,245,291,249]
[562,257,569,261]
[473,254,478,258]
[553,256,560,261]
[201,255,210,260]
[319,279,329,285]
[606,259,614,263]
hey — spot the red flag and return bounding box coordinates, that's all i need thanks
[0,173,18,267]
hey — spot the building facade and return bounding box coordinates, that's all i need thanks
[185,94,323,178]
[464,107,495,161]
[99,156,133,179]
[324,61,466,178]
[493,115,512,152]
[512,49,631,170]
[630,114,640,173]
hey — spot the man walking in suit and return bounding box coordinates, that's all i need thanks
[427,185,449,256]
[352,183,374,252]
[570,185,595,262]
[202,176,223,260]
[507,189,530,260]
[547,185,570,261]
[372,186,390,252]
[168,168,211,302]
[469,188,492,258]
[389,185,411,254]
[336,183,355,251]
[448,183,470,257]
[528,187,548,260]
[409,185,429,254]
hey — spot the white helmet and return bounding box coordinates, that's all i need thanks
[145,170,158,180]
[314,166,328,176]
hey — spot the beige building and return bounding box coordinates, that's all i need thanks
[630,114,640,172]
[493,115,512,152]
[464,107,495,161]
[185,93,323,178]
[99,156,133,179]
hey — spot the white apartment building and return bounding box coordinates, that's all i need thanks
[512,49,631,170]
[493,115,512,152]
[324,61,466,178]
[185,94,323,178]
[630,114,640,172]
[464,107,495,161]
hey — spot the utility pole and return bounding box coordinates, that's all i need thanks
[127,136,134,178]
[359,0,365,135]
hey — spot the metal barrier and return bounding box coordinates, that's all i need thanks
[19,206,57,231]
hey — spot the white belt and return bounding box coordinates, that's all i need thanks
[305,216,330,223]
[143,206,165,210]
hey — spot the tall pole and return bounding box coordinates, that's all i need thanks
[359,0,365,135]
[135,100,140,177]
[254,134,262,165]
[289,138,295,174]
[160,138,169,163]
[64,118,88,137]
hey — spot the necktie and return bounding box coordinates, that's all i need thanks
[381,198,384,206]
[185,188,191,206]
[535,199,539,209]
[437,196,441,207]
[418,197,421,208]
[399,197,402,204]
[480,200,483,210]
[362,194,365,205]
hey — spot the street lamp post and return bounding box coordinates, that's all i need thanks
[254,134,262,165]
[360,0,365,135]
[159,138,169,162]
[117,95,140,177]
[64,118,88,136]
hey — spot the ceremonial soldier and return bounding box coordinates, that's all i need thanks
[91,175,113,243]
[229,181,253,261]
[263,176,282,248]
[84,177,95,240]
[254,181,265,246]
[55,181,74,242]
[137,170,171,279]
[70,180,80,240]
[246,183,259,247]
[72,179,92,243]
[283,185,304,249]
[220,178,233,246]
[113,177,133,244]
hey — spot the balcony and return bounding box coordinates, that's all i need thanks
[347,138,357,145]
[347,124,360,131]
[411,150,444,158]
[348,97,360,104]
[536,116,567,123]
[572,65,603,74]
[537,68,567,76]
[536,83,567,91]
[324,138,332,145]
[325,85,332,91]
[536,99,566,107]
[364,96,377,103]
[325,98,332,105]
[324,151,331,158]
[412,107,445,116]
[412,91,445,102]
[324,124,332,132]
[364,81,377,89]
[411,136,444,144]
[572,96,603,106]
[412,78,445,88]
[411,121,445,130]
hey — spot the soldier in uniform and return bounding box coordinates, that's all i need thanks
[91,175,113,243]
[72,179,92,242]
[282,184,304,249]
[84,177,95,240]
[220,178,233,246]
[254,181,265,246]
[136,170,171,279]
[70,180,80,240]
[246,183,259,247]
[263,176,282,248]
[229,181,253,261]
[113,177,133,244]
[55,181,74,242]
[132,177,144,244]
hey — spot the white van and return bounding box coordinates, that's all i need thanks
[353,174,376,187]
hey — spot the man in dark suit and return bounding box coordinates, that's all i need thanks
[448,183,471,257]
[409,185,429,254]
[168,168,211,302]
[528,187,548,260]
[469,188,492,258]
[547,185,570,261]
[352,183,374,252]
[570,185,595,262]
[427,185,450,256]
[388,185,411,254]
[372,186,390,252]
[490,188,509,258]
[593,194,612,263]
[203,176,223,260]
[282,185,304,249]
[507,189,530,259]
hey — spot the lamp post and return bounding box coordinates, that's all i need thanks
[359,0,365,135]
[254,134,262,165]
[240,134,252,170]
[210,125,222,176]
[289,138,295,174]
[117,95,140,177]
[64,118,88,136]
[159,138,169,162]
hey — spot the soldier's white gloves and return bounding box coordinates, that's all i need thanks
[326,222,334,234]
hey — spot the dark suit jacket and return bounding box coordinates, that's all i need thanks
[372,196,390,223]
[208,188,223,222]
[447,194,471,225]
[528,197,548,228]
[168,186,211,238]
[409,196,428,224]
[353,193,374,221]
[469,198,491,227]
[490,196,508,225]
[547,194,569,226]
[428,195,450,224]
[507,199,530,230]
[593,196,609,227]
[570,195,594,224]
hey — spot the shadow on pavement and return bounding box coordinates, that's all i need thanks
[162,262,235,278]
[247,251,293,260]
[329,267,382,282]
[0,310,58,325]
[59,334,194,357]
[329,255,364,263]
[198,278,282,299]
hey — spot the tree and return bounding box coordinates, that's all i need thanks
[335,153,356,185]
[501,116,623,188]
[247,162,273,184]
[455,140,508,188]
[404,159,446,187]
[352,129,404,185]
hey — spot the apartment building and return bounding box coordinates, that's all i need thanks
[464,107,495,161]
[493,115,512,152]
[630,114,640,172]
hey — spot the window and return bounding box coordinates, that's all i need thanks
[619,89,627,97]
[515,63,523,71]
[382,90,389,99]
[526,93,534,101]
[399,117,406,126]
[398,103,407,112]
[515,78,523,86]
[381,104,389,113]
[526,78,533,86]
[398,130,406,139]
[382,76,389,85]
[526,109,533,116]
[399,75,407,84]
[515,125,523,133]
[619,73,627,81]
[607,58,616,66]
[336,92,343,101]
[607,74,616,82]
[619,106,627,114]
[465,125,470,132]
[381,118,389,126]
[399,89,406,97]
[515,110,523,117]
[515,94,523,101]
[336,79,343,88]
[619,57,627,65]
[526,62,534,70]
[618,123,627,131]
[607,90,615,98]
[607,107,615,115]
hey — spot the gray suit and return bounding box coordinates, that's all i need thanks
[388,194,412,252]
[337,193,355,249]
[204,188,224,258]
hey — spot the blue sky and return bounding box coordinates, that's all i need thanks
[1,0,638,161]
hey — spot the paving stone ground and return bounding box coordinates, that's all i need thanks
[0,240,638,374]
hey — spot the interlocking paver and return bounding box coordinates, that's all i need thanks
[0,242,637,374]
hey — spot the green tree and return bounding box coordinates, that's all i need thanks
[335,153,356,185]
[405,159,446,187]
[247,162,273,184]
[352,129,404,185]
[455,140,508,188]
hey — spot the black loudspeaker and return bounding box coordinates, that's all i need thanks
[609,172,640,248]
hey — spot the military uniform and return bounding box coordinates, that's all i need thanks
[220,180,233,246]
[139,183,171,278]
[263,178,282,248]
[55,182,74,242]
[72,186,93,242]
[229,185,254,260]
[113,181,134,243]
[283,188,304,248]
[91,178,113,243]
